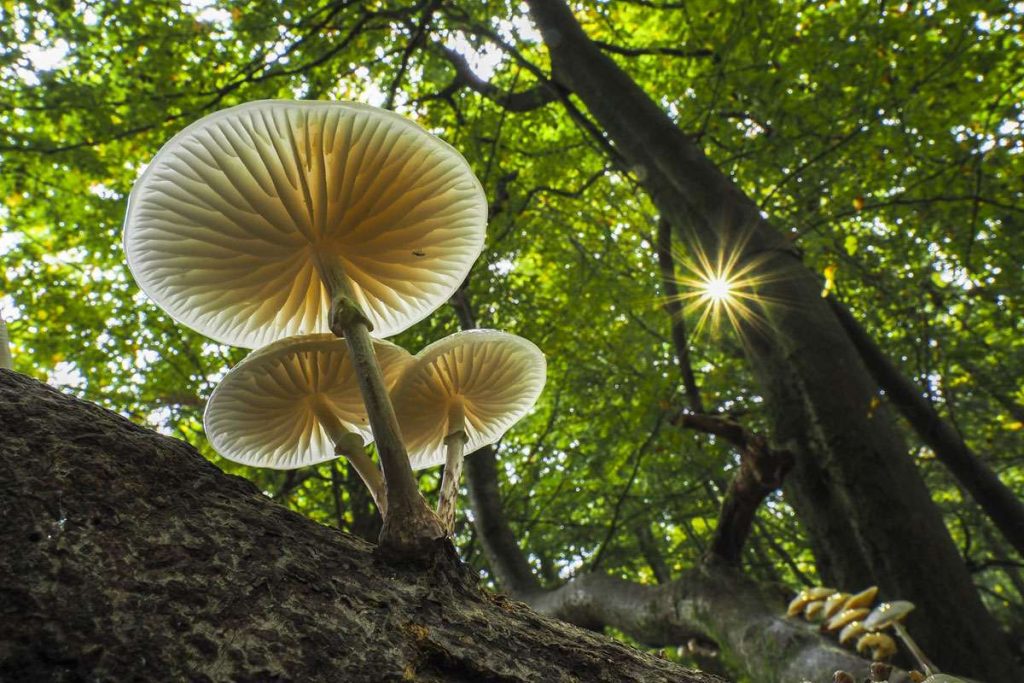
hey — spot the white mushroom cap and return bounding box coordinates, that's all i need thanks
[861,600,916,632]
[204,333,414,469]
[391,330,546,470]
[124,100,487,348]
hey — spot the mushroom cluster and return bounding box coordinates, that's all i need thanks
[787,585,942,677]
[123,100,545,557]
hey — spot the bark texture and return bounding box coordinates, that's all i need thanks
[0,370,719,683]
[523,1,1016,678]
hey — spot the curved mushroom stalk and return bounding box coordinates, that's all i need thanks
[437,399,469,533]
[312,398,387,517]
[316,256,447,552]
[861,601,938,677]
[0,315,12,371]
[393,330,547,535]
[890,622,937,677]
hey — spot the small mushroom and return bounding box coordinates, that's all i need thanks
[823,592,850,619]
[804,600,826,621]
[827,607,870,632]
[391,330,546,532]
[843,585,878,611]
[862,600,937,676]
[787,586,835,617]
[204,333,414,514]
[838,620,865,645]
[856,632,897,661]
[869,662,892,682]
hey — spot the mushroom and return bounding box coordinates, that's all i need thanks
[391,330,546,532]
[826,607,870,632]
[843,585,879,611]
[856,632,898,661]
[838,620,865,645]
[862,600,937,676]
[804,600,826,621]
[123,100,487,554]
[786,586,835,617]
[203,333,414,514]
[0,313,11,370]
[823,592,851,619]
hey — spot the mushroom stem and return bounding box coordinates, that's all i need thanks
[437,400,468,533]
[312,400,387,517]
[891,622,938,677]
[315,254,446,555]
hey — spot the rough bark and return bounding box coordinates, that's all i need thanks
[0,369,719,683]
[523,2,1016,678]
[829,297,1024,557]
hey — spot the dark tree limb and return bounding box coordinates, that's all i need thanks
[594,39,716,61]
[656,216,705,413]
[0,370,717,683]
[435,45,560,112]
[829,296,1024,557]
[673,413,794,565]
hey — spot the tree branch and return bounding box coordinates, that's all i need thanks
[656,217,705,413]
[436,45,560,112]
[593,40,716,61]
[828,296,1024,557]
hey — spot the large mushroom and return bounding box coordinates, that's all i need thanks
[123,100,487,554]
[204,334,414,514]
[391,330,546,532]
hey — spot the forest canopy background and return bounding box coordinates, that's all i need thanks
[1,1,1022,679]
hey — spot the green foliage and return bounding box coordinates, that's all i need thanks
[2,0,1021,667]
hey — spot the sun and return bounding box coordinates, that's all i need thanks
[701,276,733,304]
[661,231,782,342]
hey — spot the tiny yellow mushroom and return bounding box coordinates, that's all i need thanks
[827,608,870,632]
[857,632,898,661]
[787,591,811,617]
[823,592,850,619]
[787,586,834,617]
[804,600,826,621]
[843,586,879,611]
[838,620,866,645]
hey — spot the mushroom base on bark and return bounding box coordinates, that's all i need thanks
[376,495,452,563]
[319,260,449,558]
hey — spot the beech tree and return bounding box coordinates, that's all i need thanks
[2,1,1021,681]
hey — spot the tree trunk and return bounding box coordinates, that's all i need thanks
[829,297,1024,557]
[524,2,1015,678]
[0,370,718,683]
